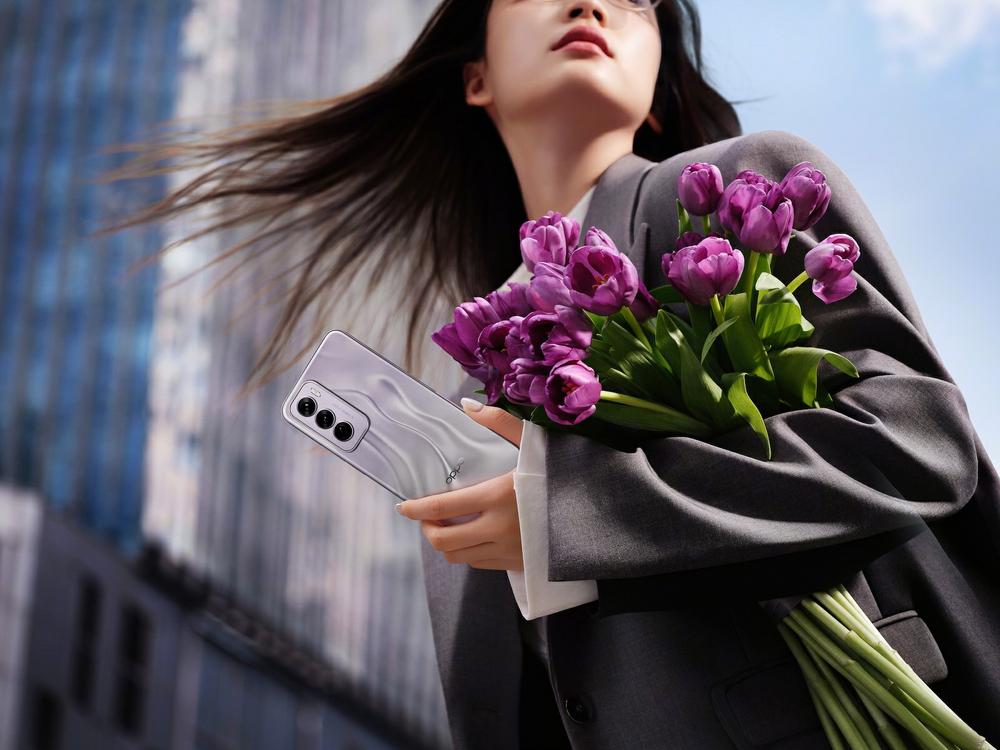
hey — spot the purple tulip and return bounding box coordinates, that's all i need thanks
[474,318,525,405]
[718,171,795,255]
[502,358,550,407]
[543,358,602,425]
[667,236,745,305]
[675,230,705,252]
[506,310,559,362]
[519,211,580,272]
[431,297,501,380]
[582,225,619,252]
[485,281,534,319]
[677,162,725,216]
[507,308,591,369]
[527,260,575,312]
[476,319,518,374]
[540,305,593,364]
[804,233,860,304]
[779,161,831,231]
[661,251,674,281]
[431,280,539,402]
[628,280,660,322]
[564,244,639,315]
[665,229,725,280]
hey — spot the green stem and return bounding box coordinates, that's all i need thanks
[785,610,951,750]
[807,639,882,750]
[857,688,910,750]
[808,679,848,750]
[598,390,713,436]
[620,305,650,349]
[786,269,810,294]
[778,623,854,750]
[702,213,712,236]
[742,249,760,301]
[801,599,985,749]
[709,294,725,327]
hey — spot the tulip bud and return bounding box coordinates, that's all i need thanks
[804,233,860,303]
[677,162,725,216]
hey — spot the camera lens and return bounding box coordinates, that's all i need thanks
[315,409,335,429]
[333,421,353,441]
[297,397,317,417]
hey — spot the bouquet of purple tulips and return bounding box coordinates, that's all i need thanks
[433,159,862,461]
[432,161,996,750]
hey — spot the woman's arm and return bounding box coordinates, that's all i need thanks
[543,130,979,602]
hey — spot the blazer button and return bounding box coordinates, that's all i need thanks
[564,695,592,723]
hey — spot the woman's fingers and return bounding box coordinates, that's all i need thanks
[441,540,503,564]
[421,517,494,552]
[396,471,509,520]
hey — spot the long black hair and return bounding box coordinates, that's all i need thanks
[93,0,742,398]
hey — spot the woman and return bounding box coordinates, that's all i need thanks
[101,0,1000,748]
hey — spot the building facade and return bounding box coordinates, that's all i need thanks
[1,487,415,750]
[0,1,460,747]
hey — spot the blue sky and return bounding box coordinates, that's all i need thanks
[697,0,1000,462]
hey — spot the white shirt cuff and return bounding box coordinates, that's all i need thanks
[507,420,598,620]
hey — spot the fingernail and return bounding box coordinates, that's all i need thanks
[395,502,404,515]
[461,397,483,412]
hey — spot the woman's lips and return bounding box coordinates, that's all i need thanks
[556,40,606,56]
[552,26,612,57]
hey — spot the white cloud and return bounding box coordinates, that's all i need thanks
[861,0,1000,72]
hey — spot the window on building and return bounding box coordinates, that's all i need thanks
[114,603,151,737]
[29,686,62,750]
[69,575,101,711]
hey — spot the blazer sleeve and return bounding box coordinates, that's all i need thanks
[542,130,980,611]
[509,420,598,619]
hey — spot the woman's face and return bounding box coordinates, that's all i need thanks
[465,0,661,133]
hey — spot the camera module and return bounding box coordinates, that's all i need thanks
[315,409,335,429]
[297,397,317,417]
[333,421,353,441]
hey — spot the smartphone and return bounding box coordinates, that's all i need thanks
[280,329,519,524]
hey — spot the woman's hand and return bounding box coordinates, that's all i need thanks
[395,399,526,572]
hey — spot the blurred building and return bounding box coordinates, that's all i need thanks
[0,1,461,748]
[0,486,408,750]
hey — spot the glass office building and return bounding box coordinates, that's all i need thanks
[0,1,457,748]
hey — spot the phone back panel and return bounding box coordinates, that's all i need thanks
[281,329,519,502]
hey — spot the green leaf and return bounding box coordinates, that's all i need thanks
[720,372,772,460]
[649,283,685,305]
[686,301,714,352]
[700,317,739,364]
[656,310,735,428]
[581,347,618,375]
[769,347,860,407]
[602,318,648,360]
[600,318,682,405]
[583,310,607,332]
[473,388,486,395]
[683,302,726,376]
[721,292,774,381]
[677,198,692,234]
[528,404,647,452]
[593,399,712,436]
[755,272,814,348]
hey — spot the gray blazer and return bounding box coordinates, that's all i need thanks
[421,131,1000,749]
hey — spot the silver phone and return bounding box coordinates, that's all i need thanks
[280,329,519,524]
